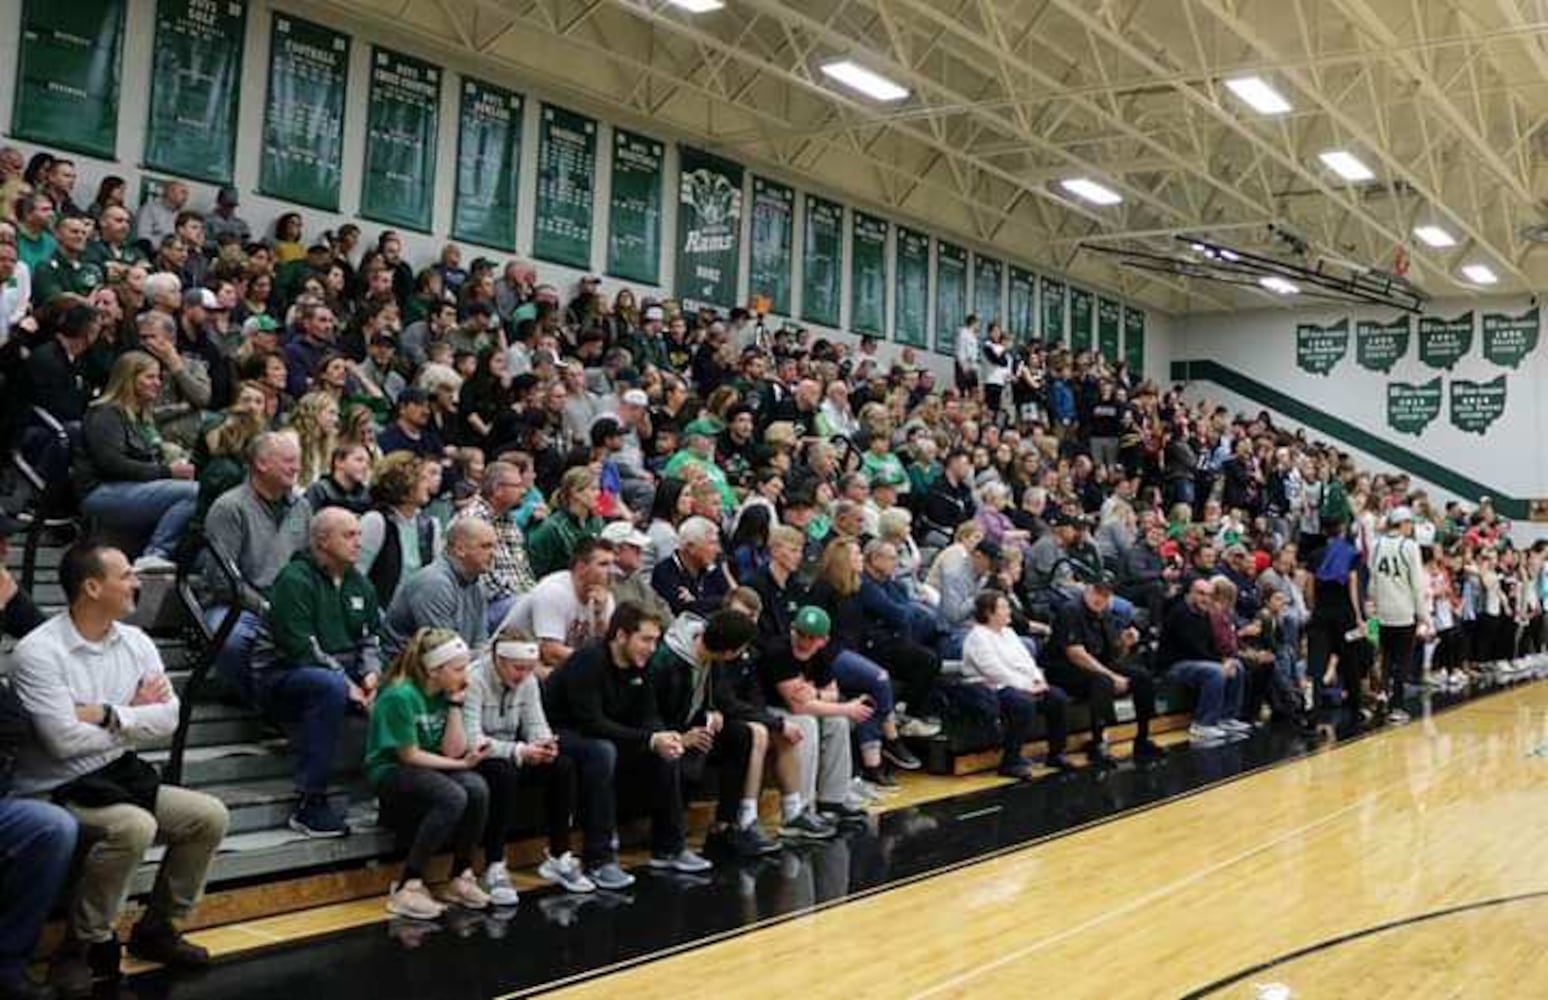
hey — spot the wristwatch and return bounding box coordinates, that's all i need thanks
[100,704,119,733]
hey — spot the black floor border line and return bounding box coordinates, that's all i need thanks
[496,681,1539,1000]
[1177,890,1548,998]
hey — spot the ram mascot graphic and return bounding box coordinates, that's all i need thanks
[683,168,738,232]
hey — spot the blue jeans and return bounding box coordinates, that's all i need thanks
[254,667,351,796]
[1169,659,1245,726]
[831,650,895,748]
[204,607,261,701]
[81,479,198,559]
[0,798,77,986]
[486,593,517,634]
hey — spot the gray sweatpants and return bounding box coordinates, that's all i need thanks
[773,709,852,805]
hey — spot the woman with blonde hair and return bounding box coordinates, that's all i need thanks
[75,350,199,572]
[365,627,494,919]
[287,390,340,487]
[525,466,603,577]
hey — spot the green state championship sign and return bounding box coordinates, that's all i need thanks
[675,147,744,310]
[533,105,597,269]
[1041,276,1066,344]
[1123,306,1146,375]
[453,78,522,251]
[12,0,125,158]
[260,13,350,211]
[1418,312,1473,371]
[974,255,1002,324]
[606,130,664,284]
[851,212,888,337]
[1094,296,1119,360]
[360,48,440,232]
[1007,266,1036,341]
[935,241,967,355]
[894,227,929,348]
[801,195,842,328]
[1481,307,1539,369]
[1069,287,1094,353]
[1386,377,1441,437]
[1355,315,1411,373]
[1295,318,1348,376]
[748,177,793,314]
[1450,375,1508,435]
[145,0,247,184]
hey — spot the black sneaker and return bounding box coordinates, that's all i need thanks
[860,765,899,788]
[816,800,870,826]
[996,759,1036,781]
[705,825,782,859]
[882,738,922,771]
[289,796,350,838]
[1044,752,1079,772]
[127,920,210,968]
[737,824,783,856]
[778,809,838,841]
[1083,741,1117,768]
[1131,738,1165,761]
[86,939,121,982]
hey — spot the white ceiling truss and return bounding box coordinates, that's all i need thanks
[322,0,1548,314]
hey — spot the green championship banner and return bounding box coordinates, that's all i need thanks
[1007,266,1036,341]
[533,104,597,269]
[1295,318,1349,376]
[973,255,1002,324]
[1094,296,1119,360]
[1040,275,1066,344]
[935,241,968,355]
[11,0,125,158]
[1355,315,1411,374]
[747,176,793,314]
[359,48,440,232]
[801,195,843,328]
[145,0,246,184]
[1386,377,1442,437]
[675,146,744,309]
[260,13,350,211]
[453,77,521,251]
[606,129,664,284]
[851,211,888,337]
[894,226,929,347]
[1069,287,1093,352]
[1418,311,1473,371]
[1450,375,1508,435]
[1481,306,1539,369]
[1123,305,1146,375]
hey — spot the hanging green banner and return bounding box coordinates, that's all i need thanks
[935,241,968,355]
[1418,311,1473,372]
[606,129,664,284]
[895,226,929,347]
[1450,375,1508,435]
[1295,318,1349,376]
[1386,377,1442,437]
[675,146,744,310]
[1068,288,1092,352]
[851,212,888,337]
[360,48,440,232]
[453,78,521,251]
[1355,315,1411,374]
[1095,294,1118,361]
[748,177,793,314]
[1093,296,1119,360]
[1123,306,1146,375]
[1482,307,1540,370]
[974,256,1002,324]
[533,104,597,269]
[144,0,246,184]
[1007,266,1036,341]
[801,195,843,328]
[1041,276,1066,344]
[12,0,125,159]
[259,13,350,211]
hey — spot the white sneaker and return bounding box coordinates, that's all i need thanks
[1190,723,1228,743]
[481,862,519,906]
[1218,719,1253,733]
[848,777,883,803]
[439,868,491,910]
[537,851,597,894]
[1386,708,1410,725]
[131,554,178,575]
[387,879,446,920]
[897,716,942,739]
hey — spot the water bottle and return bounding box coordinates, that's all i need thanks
[1366,618,1381,645]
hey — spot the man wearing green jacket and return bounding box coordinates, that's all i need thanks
[250,508,382,838]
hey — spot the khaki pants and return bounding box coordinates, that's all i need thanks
[64,785,229,943]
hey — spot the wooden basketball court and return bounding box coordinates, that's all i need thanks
[525,683,1548,999]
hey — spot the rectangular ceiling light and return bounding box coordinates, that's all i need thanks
[664,0,725,12]
[1226,76,1292,115]
[1319,150,1375,182]
[1259,276,1300,295]
[1414,225,1456,248]
[820,60,909,102]
[1060,177,1123,206]
[1461,264,1499,285]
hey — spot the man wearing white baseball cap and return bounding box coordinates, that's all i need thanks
[602,520,670,622]
[1368,505,1430,724]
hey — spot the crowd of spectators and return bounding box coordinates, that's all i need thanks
[1,143,1542,1000]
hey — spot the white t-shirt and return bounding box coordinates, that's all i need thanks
[502,570,615,649]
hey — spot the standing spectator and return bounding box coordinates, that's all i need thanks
[954,314,981,393]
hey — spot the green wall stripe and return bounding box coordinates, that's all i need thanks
[1171,359,1527,519]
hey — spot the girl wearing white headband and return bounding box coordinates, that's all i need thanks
[365,627,497,919]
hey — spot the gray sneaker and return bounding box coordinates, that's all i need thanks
[779,808,838,841]
[648,848,713,873]
[538,852,597,894]
[586,861,636,891]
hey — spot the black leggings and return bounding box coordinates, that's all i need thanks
[478,755,577,864]
[866,636,942,713]
[378,767,489,881]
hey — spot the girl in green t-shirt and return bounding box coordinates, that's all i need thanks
[365,627,496,920]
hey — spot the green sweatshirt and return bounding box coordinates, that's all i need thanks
[261,551,382,674]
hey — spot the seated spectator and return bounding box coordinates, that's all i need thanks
[463,631,603,898]
[248,508,382,837]
[648,611,779,858]
[542,604,712,880]
[383,517,497,659]
[502,538,617,671]
[664,420,735,511]
[604,520,671,622]
[138,307,212,453]
[288,391,340,487]
[750,525,808,643]
[25,300,98,427]
[12,543,229,994]
[728,502,773,581]
[358,452,443,607]
[377,387,448,461]
[454,462,538,629]
[643,477,690,575]
[921,449,976,546]
[526,467,604,578]
[857,540,943,726]
[305,443,372,515]
[961,591,1075,779]
[1158,577,1250,744]
[652,515,735,617]
[73,350,199,572]
[364,628,494,919]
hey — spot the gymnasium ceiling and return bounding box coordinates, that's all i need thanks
[316,0,1548,315]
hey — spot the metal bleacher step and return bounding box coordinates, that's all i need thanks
[197,777,367,835]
